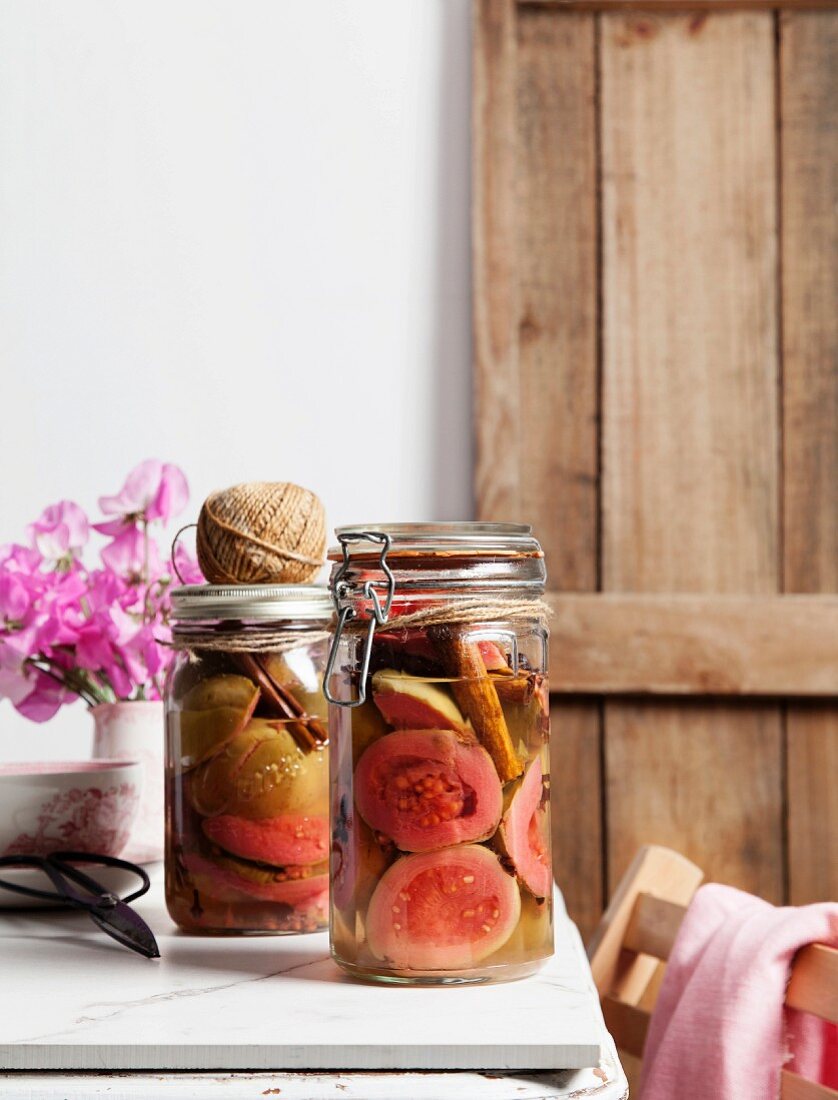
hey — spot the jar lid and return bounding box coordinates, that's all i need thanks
[170,584,334,623]
[329,522,543,560]
[328,522,546,596]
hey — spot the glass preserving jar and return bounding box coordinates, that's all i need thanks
[165,585,332,934]
[325,523,552,984]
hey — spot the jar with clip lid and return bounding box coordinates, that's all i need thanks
[164,584,332,934]
[324,523,553,984]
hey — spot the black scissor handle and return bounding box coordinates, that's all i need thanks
[48,852,151,906]
[0,853,71,902]
[0,851,160,958]
[0,851,150,906]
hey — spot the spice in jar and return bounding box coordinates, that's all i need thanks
[325,524,552,983]
[164,584,332,934]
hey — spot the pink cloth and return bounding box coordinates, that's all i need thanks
[639,883,838,1100]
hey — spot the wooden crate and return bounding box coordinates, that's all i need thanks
[473,0,838,939]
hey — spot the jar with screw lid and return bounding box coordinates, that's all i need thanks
[165,584,332,934]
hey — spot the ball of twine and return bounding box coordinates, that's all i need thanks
[196,482,326,585]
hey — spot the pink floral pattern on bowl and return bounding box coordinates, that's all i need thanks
[0,760,142,859]
[3,782,140,857]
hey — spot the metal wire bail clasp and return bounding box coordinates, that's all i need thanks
[323,531,394,707]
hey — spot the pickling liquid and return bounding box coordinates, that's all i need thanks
[165,647,329,934]
[329,636,553,984]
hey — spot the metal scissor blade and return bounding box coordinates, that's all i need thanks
[89,899,160,959]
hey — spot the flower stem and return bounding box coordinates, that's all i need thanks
[27,658,100,708]
[141,518,150,627]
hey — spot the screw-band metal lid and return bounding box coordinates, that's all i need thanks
[170,584,334,623]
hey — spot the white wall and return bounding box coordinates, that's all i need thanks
[0,0,473,759]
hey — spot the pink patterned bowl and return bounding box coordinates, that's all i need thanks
[0,760,143,859]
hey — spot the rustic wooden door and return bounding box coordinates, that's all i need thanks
[473,0,838,941]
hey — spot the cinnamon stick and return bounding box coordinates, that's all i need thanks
[233,653,328,751]
[492,672,538,707]
[428,627,523,782]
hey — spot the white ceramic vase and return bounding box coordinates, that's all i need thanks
[91,700,164,864]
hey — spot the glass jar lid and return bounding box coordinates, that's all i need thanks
[327,522,546,594]
[329,522,542,560]
[170,584,334,623]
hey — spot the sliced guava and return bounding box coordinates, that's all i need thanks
[497,756,551,898]
[372,670,467,732]
[477,641,511,672]
[354,729,502,852]
[177,674,260,769]
[350,699,389,766]
[261,651,329,721]
[187,717,328,819]
[182,850,328,905]
[202,812,329,866]
[484,890,553,964]
[365,844,520,970]
[331,816,390,914]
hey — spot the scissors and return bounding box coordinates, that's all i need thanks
[0,851,160,959]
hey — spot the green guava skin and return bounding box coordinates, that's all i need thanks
[176,674,260,769]
[188,717,328,820]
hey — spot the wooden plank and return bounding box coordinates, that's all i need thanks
[786,944,838,1023]
[512,9,604,940]
[600,12,779,595]
[605,703,785,901]
[781,1070,838,1100]
[599,10,783,902]
[782,11,838,594]
[550,701,603,942]
[787,706,838,903]
[516,6,598,583]
[473,0,520,522]
[600,997,649,1059]
[781,13,838,908]
[546,593,838,696]
[589,845,703,1001]
[624,893,686,961]
[520,0,838,10]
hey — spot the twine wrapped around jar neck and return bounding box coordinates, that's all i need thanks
[170,628,332,654]
[342,597,552,634]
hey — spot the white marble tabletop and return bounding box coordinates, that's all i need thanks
[0,867,627,1098]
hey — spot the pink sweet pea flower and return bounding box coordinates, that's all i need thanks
[74,620,116,670]
[0,573,30,625]
[91,517,129,537]
[98,460,189,524]
[26,501,89,560]
[0,460,193,717]
[14,669,75,723]
[172,542,205,586]
[0,641,34,706]
[99,526,162,580]
[0,542,45,574]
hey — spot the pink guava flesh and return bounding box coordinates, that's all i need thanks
[499,756,551,898]
[354,729,502,852]
[366,844,520,970]
[373,690,459,731]
[372,672,466,732]
[477,641,510,671]
[182,851,328,906]
[202,813,328,866]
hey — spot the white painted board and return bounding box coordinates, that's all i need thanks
[0,871,603,1073]
[0,1065,629,1100]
